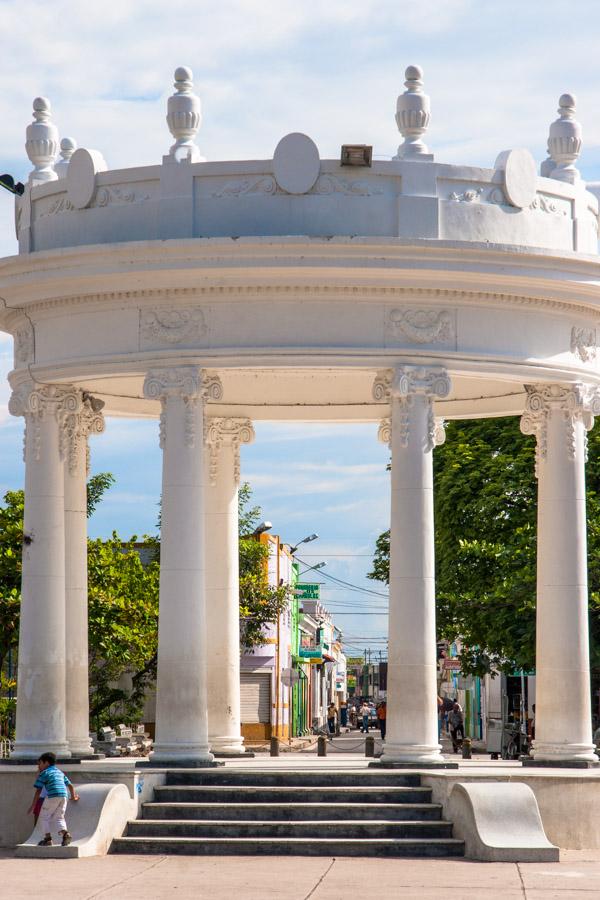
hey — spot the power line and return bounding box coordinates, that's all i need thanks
[296,556,389,598]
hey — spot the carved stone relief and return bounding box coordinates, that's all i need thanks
[388,308,454,344]
[140,307,207,346]
[571,326,597,362]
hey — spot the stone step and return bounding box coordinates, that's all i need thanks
[164,770,420,787]
[112,835,465,858]
[153,785,432,805]
[127,818,454,839]
[142,801,443,822]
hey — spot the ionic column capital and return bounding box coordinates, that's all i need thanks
[8,383,104,468]
[373,366,451,403]
[62,393,105,476]
[374,367,450,453]
[520,383,600,474]
[143,367,223,403]
[143,367,223,449]
[204,417,255,486]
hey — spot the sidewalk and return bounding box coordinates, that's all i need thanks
[1,849,600,899]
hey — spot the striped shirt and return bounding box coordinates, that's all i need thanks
[34,765,72,798]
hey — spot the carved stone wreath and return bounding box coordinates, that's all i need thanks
[388,308,454,344]
[141,307,207,345]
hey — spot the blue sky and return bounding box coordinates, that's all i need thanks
[1,0,600,657]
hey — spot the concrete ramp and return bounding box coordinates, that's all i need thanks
[15,783,135,858]
[447,782,559,862]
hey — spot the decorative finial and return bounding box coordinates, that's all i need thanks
[540,139,553,178]
[55,137,77,179]
[166,66,204,162]
[547,93,581,184]
[25,97,59,184]
[393,65,432,161]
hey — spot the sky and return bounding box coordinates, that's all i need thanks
[1,0,600,658]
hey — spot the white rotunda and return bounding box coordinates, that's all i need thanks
[1,66,599,767]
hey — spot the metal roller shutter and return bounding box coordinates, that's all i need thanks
[240,672,271,724]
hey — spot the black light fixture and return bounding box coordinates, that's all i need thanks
[252,520,272,536]
[0,174,25,196]
[289,533,319,554]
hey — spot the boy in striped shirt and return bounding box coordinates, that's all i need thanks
[28,752,79,846]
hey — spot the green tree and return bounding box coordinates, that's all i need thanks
[238,483,291,649]
[368,417,600,677]
[0,475,160,730]
[87,534,159,725]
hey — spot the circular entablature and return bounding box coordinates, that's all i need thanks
[66,148,107,209]
[273,132,320,194]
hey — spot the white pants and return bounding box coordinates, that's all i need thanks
[40,797,67,834]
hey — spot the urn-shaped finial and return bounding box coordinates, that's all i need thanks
[166,66,204,162]
[548,93,581,184]
[26,97,59,184]
[55,137,77,179]
[394,65,432,161]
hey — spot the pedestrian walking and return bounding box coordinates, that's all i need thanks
[376,700,387,741]
[360,701,371,733]
[28,752,79,846]
[327,703,337,736]
[448,703,465,754]
[339,701,348,729]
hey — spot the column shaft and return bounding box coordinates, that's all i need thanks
[64,437,92,755]
[145,368,218,764]
[11,386,70,758]
[522,384,598,763]
[206,442,244,754]
[375,366,449,765]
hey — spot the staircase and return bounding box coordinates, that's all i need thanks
[112,769,464,857]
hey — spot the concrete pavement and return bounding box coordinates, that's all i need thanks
[1,849,600,899]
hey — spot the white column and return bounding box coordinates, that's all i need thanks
[374,366,450,764]
[521,384,600,764]
[144,367,221,765]
[63,394,105,756]
[205,417,255,755]
[9,383,78,759]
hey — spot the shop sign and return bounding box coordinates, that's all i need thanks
[443,658,461,670]
[295,582,320,600]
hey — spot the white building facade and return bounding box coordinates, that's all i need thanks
[2,66,600,766]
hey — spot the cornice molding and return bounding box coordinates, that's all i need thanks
[10,284,600,323]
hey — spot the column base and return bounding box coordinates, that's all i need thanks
[527,742,599,766]
[522,758,599,769]
[213,750,255,759]
[3,756,79,766]
[209,736,247,757]
[379,742,446,766]
[136,758,224,768]
[67,740,95,757]
[11,741,71,760]
[369,759,459,769]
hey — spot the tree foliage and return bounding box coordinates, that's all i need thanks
[0,475,159,730]
[87,534,159,725]
[368,417,600,677]
[238,483,291,649]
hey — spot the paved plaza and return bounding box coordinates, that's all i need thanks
[2,849,600,900]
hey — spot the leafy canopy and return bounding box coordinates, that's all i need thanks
[368,417,600,677]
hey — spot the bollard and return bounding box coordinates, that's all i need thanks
[365,735,375,758]
[317,734,327,757]
[270,736,280,757]
[462,737,472,760]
